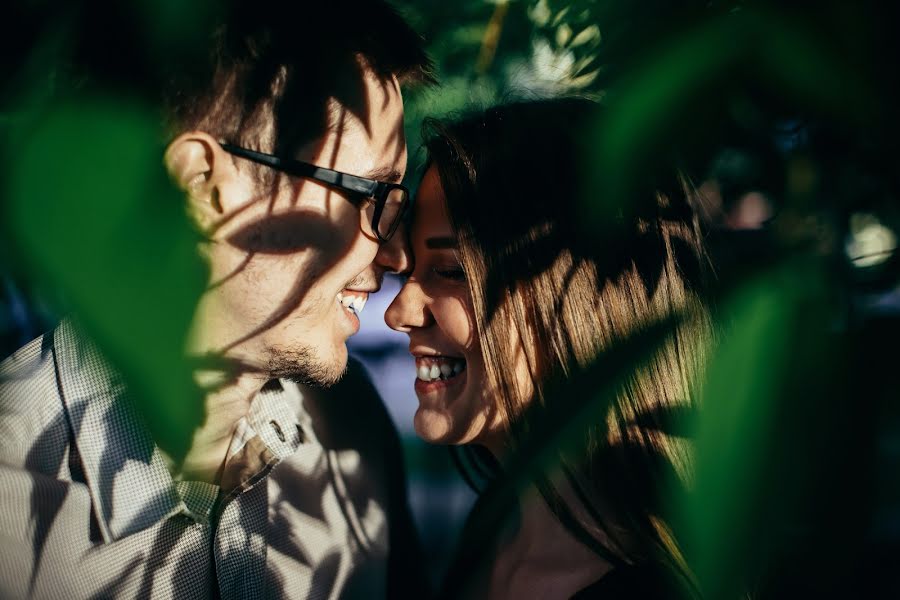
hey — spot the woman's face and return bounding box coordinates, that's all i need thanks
[385,166,506,449]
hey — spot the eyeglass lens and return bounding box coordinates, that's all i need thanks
[377,188,408,240]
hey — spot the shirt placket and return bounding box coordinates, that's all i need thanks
[212,383,305,599]
[214,481,269,599]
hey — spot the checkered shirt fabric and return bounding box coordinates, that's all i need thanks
[0,320,414,599]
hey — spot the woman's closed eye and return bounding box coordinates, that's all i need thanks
[433,265,466,281]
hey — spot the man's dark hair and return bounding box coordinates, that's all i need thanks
[165,0,434,157]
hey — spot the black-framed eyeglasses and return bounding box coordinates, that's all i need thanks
[220,143,410,242]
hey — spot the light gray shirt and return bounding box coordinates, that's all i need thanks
[0,320,424,599]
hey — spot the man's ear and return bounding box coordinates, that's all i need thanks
[164,132,233,218]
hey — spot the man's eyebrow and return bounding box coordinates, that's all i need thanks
[363,166,404,183]
[425,236,457,249]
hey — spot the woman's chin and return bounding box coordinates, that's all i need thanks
[413,407,492,447]
[413,408,455,444]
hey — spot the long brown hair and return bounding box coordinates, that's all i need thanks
[424,98,713,594]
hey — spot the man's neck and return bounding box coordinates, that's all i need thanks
[176,372,268,484]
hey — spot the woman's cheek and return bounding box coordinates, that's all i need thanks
[434,297,477,348]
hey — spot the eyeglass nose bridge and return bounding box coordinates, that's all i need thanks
[372,183,410,243]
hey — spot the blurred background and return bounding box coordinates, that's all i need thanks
[4,0,900,595]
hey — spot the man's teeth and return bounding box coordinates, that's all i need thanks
[416,358,466,382]
[337,292,367,315]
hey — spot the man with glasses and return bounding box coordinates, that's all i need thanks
[0,1,432,598]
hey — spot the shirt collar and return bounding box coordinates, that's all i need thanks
[218,379,308,496]
[248,379,308,457]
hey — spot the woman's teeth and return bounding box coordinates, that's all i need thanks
[337,291,367,315]
[416,357,466,382]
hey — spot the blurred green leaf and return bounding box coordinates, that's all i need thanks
[556,22,573,46]
[570,24,601,47]
[5,96,207,459]
[581,7,875,236]
[684,258,834,598]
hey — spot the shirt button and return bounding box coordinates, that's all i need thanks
[270,420,285,442]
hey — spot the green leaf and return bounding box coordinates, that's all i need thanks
[570,24,601,48]
[683,259,834,598]
[5,96,207,460]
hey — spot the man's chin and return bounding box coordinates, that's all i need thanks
[266,346,347,388]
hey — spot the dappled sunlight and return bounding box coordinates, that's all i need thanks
[2,0,900,597]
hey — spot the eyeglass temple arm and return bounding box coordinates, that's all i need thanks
[220,143,378,197]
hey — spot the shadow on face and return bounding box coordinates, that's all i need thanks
[187,64,409,387]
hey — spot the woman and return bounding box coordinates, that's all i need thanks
[386,99,712,599]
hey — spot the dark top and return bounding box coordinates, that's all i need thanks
[571,563,689,599]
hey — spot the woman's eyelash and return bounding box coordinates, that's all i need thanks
[433,266,466,281]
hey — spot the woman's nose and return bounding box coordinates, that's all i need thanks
[385,278,432,332]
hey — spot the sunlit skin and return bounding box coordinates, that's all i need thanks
[385,166,509,451]
[165,66,411,481]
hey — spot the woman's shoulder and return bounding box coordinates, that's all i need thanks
[570,563,690,600]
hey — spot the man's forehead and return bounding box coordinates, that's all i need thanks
[324,72,403,138]
[309,76,406,179]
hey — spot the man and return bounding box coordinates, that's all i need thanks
[0,1,433,598]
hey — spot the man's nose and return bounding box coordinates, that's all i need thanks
[374,223,412,275]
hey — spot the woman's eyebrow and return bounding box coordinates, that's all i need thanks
[364,166,404,183]
[425,236,457,249]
